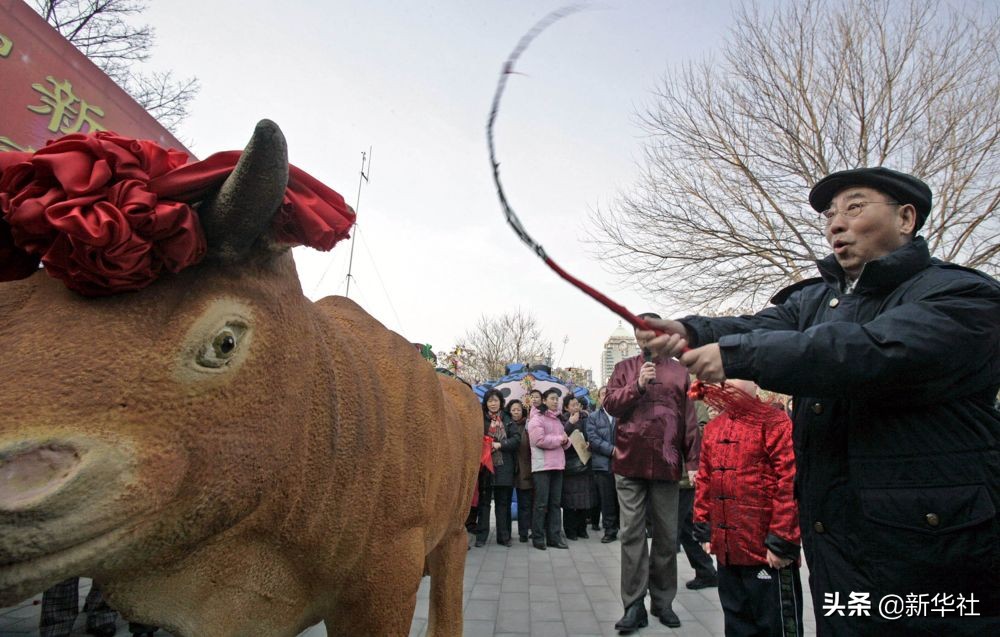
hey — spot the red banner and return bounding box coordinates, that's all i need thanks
[0,0,191,156]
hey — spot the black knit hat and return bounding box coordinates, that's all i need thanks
[809,167,932,230]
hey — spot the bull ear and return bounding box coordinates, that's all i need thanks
[199,119,289,262]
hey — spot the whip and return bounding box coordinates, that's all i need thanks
[487,7,774,422]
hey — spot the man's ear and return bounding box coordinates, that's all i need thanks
[897,203,917,237]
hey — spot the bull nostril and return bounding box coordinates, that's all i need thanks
[0,444,81,509]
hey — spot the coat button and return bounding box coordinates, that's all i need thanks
[926,513,940,527]
[814,521,825,534]
[811,402,823,415]
[829,297,840,308]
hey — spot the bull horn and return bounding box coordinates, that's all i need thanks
[199,119,289,262]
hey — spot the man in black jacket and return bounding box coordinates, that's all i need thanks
[639,167,1000,636]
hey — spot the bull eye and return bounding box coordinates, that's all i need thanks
[196,323,247,369]
[215,331,236,356]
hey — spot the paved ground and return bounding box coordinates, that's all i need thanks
[1,528,817,636]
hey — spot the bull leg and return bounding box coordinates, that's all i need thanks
[425,526,467,637]
[324,531,425,637]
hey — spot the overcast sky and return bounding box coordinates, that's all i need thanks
[141,0,747,377]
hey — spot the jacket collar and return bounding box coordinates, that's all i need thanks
[816,236,930,294]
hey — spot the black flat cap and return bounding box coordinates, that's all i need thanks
[809,167,932,230]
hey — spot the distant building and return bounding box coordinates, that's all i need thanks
[601,322,640,385]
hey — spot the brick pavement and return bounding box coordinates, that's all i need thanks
[1,529,817,636]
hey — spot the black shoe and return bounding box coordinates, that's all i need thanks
[686,574,719,590]
[500,538,512,547]
[474,539,485,547]
[533,540,547,550]
[578,529,589,539]
[547,540,569,549]
[565,533,578,541]
[86,627,117,637]
[657,607,681,628]
[591,523,601,530]
[519,535,529,543]
[601,533,618,543]
[614,600,648,634]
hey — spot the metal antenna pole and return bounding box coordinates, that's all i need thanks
[556,334,569,368]
[345,146,371,298]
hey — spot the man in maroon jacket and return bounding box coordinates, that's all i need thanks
[604,313,700,633]
[694,379,803,636]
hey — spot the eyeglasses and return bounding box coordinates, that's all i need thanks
[819,200,899,221]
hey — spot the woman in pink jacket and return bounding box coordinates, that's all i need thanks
[527,388,572,550]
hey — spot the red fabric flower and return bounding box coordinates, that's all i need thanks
[0,131,354,295]
[151,150,354,252]
[0,132,203,295]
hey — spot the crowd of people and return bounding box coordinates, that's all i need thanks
[469,335,799,634]
[471,387,610,551]
[468,167,999,636]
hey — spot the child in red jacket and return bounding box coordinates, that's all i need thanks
[693,379,803,637]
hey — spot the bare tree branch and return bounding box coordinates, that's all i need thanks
[591,0,999,310]
[454,309,552,382]
[30,0,198,133]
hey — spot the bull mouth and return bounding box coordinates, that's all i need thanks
[0,513,151,606]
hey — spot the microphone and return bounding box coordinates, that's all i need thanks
[642,348,659,385]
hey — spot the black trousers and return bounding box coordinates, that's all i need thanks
[474,480,493,542]
[588,477,601,528]
[594,470,620,533]
[718,564,803,637]
[476,482,514,543]
[563,507,589,537]
[493,485,513,543]
[516,487,533,539]
[678,487,716,577]
[531,470,564,543]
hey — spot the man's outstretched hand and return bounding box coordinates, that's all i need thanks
[636,318,727,383]
[680,343,725,383]
[635,318,689,359]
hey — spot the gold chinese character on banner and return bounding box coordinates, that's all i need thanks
[28,76,107,134]
[0,33,12,57]
[0,136,35,153]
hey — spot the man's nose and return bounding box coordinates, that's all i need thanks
[826,213,848,235]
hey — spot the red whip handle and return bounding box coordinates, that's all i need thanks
[543,256,691,354]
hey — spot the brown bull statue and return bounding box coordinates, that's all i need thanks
[0,121,481,636]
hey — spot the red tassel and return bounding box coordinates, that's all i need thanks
[688,380,779,425]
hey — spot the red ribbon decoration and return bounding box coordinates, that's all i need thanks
[0,131,354,295]
[480,435,496,474]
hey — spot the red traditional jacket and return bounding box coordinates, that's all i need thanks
[693,406,800,566]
